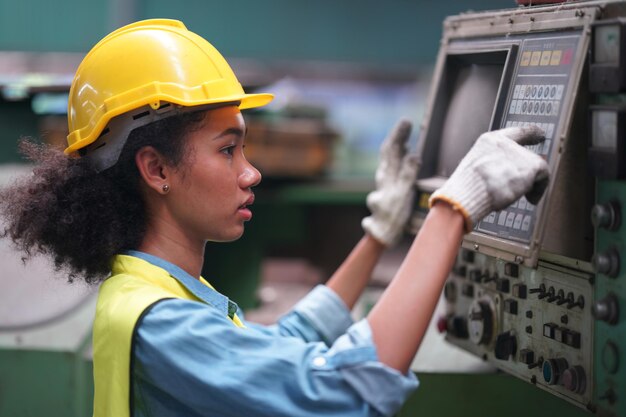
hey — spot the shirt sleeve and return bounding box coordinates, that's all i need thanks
[133,298,418,417]
[243,285,354,345]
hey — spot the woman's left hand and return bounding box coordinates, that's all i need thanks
[362,119,419,247]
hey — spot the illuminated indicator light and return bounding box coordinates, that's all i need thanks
[530,51,542,66]
[561,48,573,65]
[520,51,532,66]
[418,192,431,209]
[540,51,552,66]
[550,50,562,65]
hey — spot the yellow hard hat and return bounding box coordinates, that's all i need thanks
[65,18,273,155]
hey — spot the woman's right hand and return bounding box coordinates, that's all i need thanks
[429,125,550,232]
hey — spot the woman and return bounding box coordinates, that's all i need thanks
[0,19,549,417]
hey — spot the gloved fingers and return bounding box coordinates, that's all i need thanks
[398,153,420,184]
[524,160,550,205]
[498,125,545,146]
[380,119,413,170]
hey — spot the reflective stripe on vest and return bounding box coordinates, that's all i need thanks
[92,254,243,417]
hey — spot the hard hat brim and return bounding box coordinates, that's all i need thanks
[64,92,274,155]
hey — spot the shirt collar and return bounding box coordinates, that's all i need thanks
[125,250,239,319]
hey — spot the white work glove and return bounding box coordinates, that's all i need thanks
[362,120,419,246]
[429,125,549,232]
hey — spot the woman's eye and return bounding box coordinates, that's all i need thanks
[220,145,236,157]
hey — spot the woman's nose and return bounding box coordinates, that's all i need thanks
[239,161,262,189]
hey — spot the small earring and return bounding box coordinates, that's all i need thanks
[162,184,170,193]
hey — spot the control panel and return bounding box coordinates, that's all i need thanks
[412,2,626,415]
[477,33,580,244]
[443,250,594,406]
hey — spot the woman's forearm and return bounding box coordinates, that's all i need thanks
[367,203,464,373]
[326,234,386,310]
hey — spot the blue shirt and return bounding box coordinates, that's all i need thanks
[128,251,418,417]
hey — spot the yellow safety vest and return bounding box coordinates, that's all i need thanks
[92,254,243,417]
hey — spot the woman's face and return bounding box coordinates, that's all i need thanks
[166,106,261,243]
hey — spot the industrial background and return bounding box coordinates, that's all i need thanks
[0,1,602,416]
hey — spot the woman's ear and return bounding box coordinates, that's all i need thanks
[135,146,170,194]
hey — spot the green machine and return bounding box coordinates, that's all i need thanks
[410,1,626,416]
[0,166,96,417]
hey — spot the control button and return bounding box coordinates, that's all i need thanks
[546,101,553,115]
[592,248,620,278]
[461,283,474,297]
[469,269,484,283]
[567,294,585,310]
[505,212,515,228]
[504,263,519,278]
[498,211,508,226]
[546,286,557,303]
[525,85,532,98]
[550,85,557,97]
[560,314,568,324]
[468,300,494,345]
[496,278,510,293]
[448,316,469,339]
[519,348,535,365]
[485,211,496,224]
[438,315,469,339]
[602,341,620,374]
[444,281,457,302]
[561,366,586,394]
[538,86,544,97]
[518,197,527,210]
[543,85,549,98]
[528,355,544,370]
[513,84,522,99]
[509,100,518,114]
[533,102,540,114]
[437,316,448,333]
[532,86,538,98]
[553,326,565,343]
[522,101,528,113]
[556,84,564,99]
[453,264,467,278]
[515,100,523,114]
[525,325,533,334]
[494,331,517,360]
[563,329,581,349]
[592,201,621,231]
[512,284,527,299]
[513,214,523,230]
[540,101,546,115]
[543,322,558,339]
[543,358,568,385]
[521,215,532,232]
[504,299,518,315]
[593,293,619,325]
[525,310,533,319]
[461,249,475,263]
[556,289,567,305]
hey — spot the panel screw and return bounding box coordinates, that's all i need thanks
[474,244,479,251]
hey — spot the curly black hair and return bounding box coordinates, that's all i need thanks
[0,110,207,284]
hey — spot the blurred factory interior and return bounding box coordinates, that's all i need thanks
[0,1,594,416]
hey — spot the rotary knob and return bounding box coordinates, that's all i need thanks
[592,293,620,325]
[591,201,621,231]
[468,299,495,345]
[592,248,620,278]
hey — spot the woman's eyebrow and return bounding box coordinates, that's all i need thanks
[214,127,245,140]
